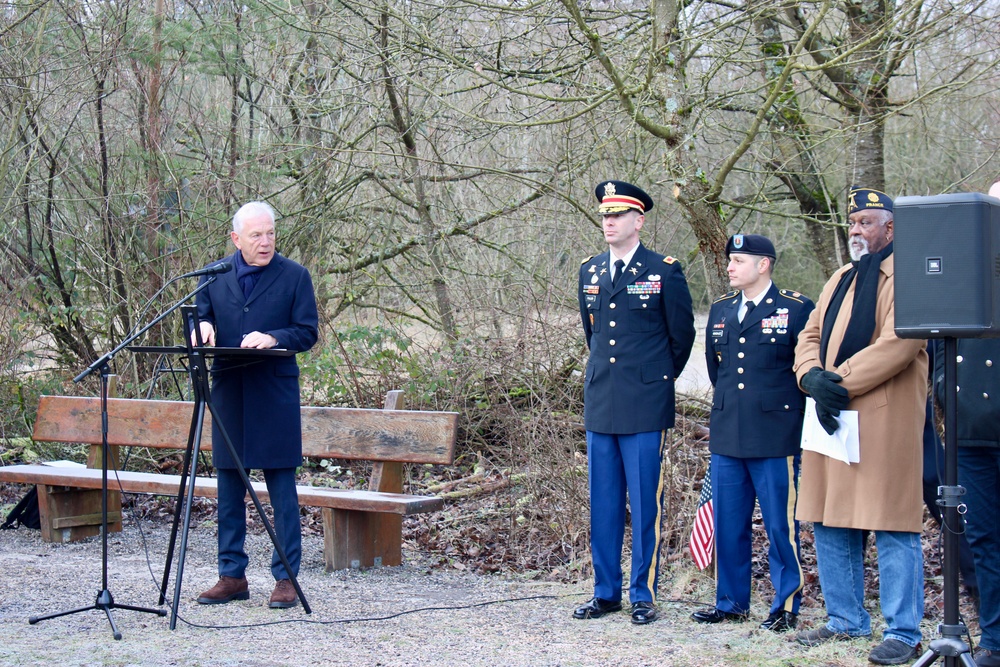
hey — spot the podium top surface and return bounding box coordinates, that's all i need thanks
[126,345,296,357]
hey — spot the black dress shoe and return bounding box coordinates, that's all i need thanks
[690,607,749,624]
[759,610,797,632]
[572,597,622,620]
[630,601,658,625]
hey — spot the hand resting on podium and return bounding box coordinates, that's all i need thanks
[190,321,277,349]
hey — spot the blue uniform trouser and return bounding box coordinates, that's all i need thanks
[217,467,301,581]
[922,399,978,589]
[712,453,802,616]
[958,447,1000,651]
[587,430,666,604]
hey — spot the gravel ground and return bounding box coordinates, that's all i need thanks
[0,518,909,667]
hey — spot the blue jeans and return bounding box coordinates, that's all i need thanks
[923,400,978,590]
[958,447,1000,651]
[813,522,924,646]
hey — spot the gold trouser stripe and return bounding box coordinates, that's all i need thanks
[782,455,804,612]
[646,429,668,603]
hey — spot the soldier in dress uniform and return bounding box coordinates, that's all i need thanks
[573,180,696,625]
[690,234,814,633]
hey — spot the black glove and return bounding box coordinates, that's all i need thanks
[815,401,840,435]
[801,367,850,411]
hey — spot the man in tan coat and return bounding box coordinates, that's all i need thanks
[792,186,928,666]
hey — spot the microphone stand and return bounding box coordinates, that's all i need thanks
[28,277,217,639]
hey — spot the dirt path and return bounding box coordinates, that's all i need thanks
[0,521,891,666]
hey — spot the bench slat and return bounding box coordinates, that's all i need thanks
[0,465,442,515]
[32,396,459,465]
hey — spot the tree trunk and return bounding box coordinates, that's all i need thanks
[650,0,730,295]
[378,9,458,341]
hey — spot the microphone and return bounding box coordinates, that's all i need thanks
[179,261,233,279]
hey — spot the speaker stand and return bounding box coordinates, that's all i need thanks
[912,337,976,666]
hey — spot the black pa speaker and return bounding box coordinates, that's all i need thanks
[894,192,1000,339]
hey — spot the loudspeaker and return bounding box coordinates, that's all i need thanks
[894,192,1000,339]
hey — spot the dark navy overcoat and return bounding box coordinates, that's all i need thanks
[578,243,696,434]
[196,251,319,469]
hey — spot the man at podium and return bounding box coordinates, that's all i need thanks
[191,201,319,609]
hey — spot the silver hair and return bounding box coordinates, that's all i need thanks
[232,201,277,234]
[864,208,894,226]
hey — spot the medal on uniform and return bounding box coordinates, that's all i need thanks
[763,309,790,332]
[627,281,661,295]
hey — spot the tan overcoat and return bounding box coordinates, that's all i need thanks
[793,255,927,533]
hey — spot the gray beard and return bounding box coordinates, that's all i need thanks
[849,238,870,262]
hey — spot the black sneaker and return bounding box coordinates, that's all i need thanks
[868,638,919,665]
[974,648,1000,667]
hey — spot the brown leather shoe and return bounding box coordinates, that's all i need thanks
[269,579,298,609]
[196,576,249,605]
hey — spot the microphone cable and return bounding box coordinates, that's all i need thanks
[116,487,564,632]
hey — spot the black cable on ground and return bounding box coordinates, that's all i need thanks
[114,487,569,632]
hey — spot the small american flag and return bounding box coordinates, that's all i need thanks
[689,468,715,570]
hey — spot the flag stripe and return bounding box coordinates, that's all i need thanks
[689,468,715,570]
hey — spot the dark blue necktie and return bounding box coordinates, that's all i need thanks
[612,259,625,288]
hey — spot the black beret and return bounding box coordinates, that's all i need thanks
[726,233,776,260]
[595,180,654,214]
[848,185,893,213]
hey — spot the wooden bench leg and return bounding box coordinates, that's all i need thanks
[319,392,411,571]
[321,508,402,572]
[36,484,122,543]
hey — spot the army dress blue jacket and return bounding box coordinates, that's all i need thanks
[579,243,696,434]
[933,338,1000,449]
[706,283,814,458]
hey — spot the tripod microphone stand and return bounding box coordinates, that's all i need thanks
[23,279,215,638]
[27,360,167,639]
[913,336,976,667]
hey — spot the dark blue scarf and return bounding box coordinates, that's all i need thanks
[234,252,265,300]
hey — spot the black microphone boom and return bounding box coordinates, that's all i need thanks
[180,261,233,279]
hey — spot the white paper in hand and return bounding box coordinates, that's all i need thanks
[801,397,860,464]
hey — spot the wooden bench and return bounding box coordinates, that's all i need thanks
[0,391,459,572]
